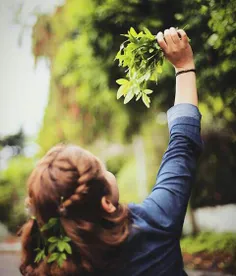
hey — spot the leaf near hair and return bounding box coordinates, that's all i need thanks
[34,217,72,268]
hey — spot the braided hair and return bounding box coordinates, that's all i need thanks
[20,144,131,275]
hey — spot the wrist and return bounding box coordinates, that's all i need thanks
[175,62,195,73]
[175,68,196,77]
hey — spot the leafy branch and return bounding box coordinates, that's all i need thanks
[115,27,164,108]
[34,217,72,268]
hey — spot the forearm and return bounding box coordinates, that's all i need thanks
[156,27,198,107]
[174,67,198,106]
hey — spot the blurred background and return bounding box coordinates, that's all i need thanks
[0,0,235,275]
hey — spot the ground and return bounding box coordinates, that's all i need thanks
[0,253,234,276]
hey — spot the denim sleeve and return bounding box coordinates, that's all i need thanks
[141,103,203,236]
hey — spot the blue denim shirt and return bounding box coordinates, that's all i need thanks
[110,103,203,276]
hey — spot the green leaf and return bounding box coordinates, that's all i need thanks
[64,243,72,254]
[34,249,45,263]
[40,224,49,232]
[143,71,151,81]
[48,236,58,243]
[115,26,165,107]
[142,94,150,108]
[48,243,57,253]
[156,65,163,73]
[34,254,41,263]
[124,90,134,104]
[139,71,151,82]
[57,257,64,268]
[63,236,71,242]
[116,78,129,85]
[133,87,140,96]
[115,51,123,62]
[136,93,142,101]
[117,84,128,99]
[47,253,59,263]
[57,240,66,252]
[57,253,67,267]
[41,218,58,232]
[207,33,219,47]
[48,218,58,227]
[143,27,152,36]
[129,27,138,37]
[143,89,153,95]
[130,27,138,37]
[61,253,67,260]
[128,34,137,43]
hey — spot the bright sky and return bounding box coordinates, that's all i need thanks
[0,0,64,138]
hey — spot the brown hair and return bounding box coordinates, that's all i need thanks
[19,144,131,275]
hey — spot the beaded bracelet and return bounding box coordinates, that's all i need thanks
[175,69,196,77]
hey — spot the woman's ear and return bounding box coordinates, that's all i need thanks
[101,196,116,213]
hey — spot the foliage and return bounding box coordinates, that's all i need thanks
[116,157,140,203]
[181,232,236,273]
[34,217,72,268]
[1,0,236,235]
[29,0,236,210]
[181,232,236,255]
[115,27,164,107]
[176,0,236,117]
[32,0,236,147]
[106,154,127,177]
[33,0,182,154]
[0,156,35,232]
[0,128,25,154]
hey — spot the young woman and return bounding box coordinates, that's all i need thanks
[20,27,202,276]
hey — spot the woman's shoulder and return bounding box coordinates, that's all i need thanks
[128,202,160,235]
[128,202,176,238]
[128,202,151,225]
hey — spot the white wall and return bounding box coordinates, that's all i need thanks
[183,204,236,234]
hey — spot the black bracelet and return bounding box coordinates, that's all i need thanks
[175,69,196,77]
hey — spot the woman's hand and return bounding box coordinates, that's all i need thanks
[156,27,195,71]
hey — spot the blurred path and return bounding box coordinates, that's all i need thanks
[0,253,21,276]
[185,269,235,276]
[0,253,234,276]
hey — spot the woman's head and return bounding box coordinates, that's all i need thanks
[20,143,131,275]
[26,143,119,222]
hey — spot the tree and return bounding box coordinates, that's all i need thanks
[0,128,25,156]
[0,156,35,232]
[31,0,236,210]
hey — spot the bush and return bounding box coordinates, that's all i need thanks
[0,156,35,233]
[181,232,236,254]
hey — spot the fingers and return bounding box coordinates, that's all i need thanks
[164,29,173,46]
[157,28,188,49]
[156,31,167,50]
[177,29,188,44]
[156,28,193,68]
[169,27,180,44]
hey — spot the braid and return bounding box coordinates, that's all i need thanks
[21,143,131,274]
[44,145,105,217]
[27,144,106,220]
[59,183,89,216]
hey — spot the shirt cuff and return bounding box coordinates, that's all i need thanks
[167,103,203,149]
[167,103,201,125]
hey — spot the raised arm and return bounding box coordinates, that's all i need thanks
[140,28,203,236]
